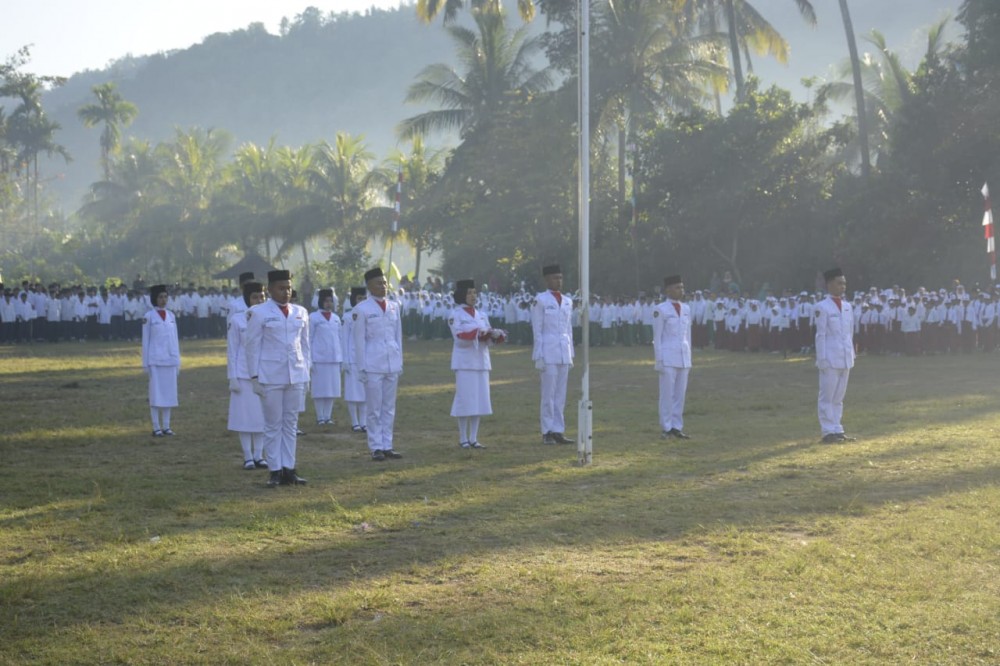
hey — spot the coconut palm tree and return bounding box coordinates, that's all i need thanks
[416,0,535,23]
[398,9,552,140]
[77,82,139,181]
[692,0,816,103]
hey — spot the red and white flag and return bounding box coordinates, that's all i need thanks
[983,183,996,280]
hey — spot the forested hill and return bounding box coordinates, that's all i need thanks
[41,0,959,210]
[41,5,465,208]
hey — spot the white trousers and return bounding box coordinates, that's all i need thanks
[365,372,399,452]
[539,363,570,434]
[261,383,305,471]
[818,368,850,435]
[658,366,690,432]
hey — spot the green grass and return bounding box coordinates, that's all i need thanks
[2,339,1000,664]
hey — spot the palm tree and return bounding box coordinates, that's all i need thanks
[836,0,869,177]
[821,18,949,173]
[380,135,448,281]
[77,82,139,181]
[694,0,816,103]
[398,9,552,140]
[416,0,535,23]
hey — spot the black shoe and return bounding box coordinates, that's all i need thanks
[660,430,672,440]
[669,428,690,440]
[254,459,268,469]
[552,432,575,444]
[821,433,842,444]
[383,449,403,459]
[162,429,175,436]
[470,441,486,449]
[837,433,857,442]
[296,429,306,436]
[360,426,368,433]
[267,471,282,487]
[152,429,164,437]
[542,433,556,445]
[282,468,307,485]
[460,441,471,449]
[371,450,386,461]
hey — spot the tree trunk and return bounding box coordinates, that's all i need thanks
[618,126,627,223]
[707,0,724,115]
[838,0,871,177]
[724,0,745,103]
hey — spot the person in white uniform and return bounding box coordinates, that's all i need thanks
[245,270,311,487]
[449,279,506,449]
[309,288,343,426]
[531,264,575,445]
[227,281,267,469]
[341,287,369,433]
[352,267,404,461]
[815,267,856,443]
[653,275,693,439]
[141,284,180,437]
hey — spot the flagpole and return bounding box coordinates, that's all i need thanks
[576,0,593,465]
[983,183,995,282]
[387,166,402,288]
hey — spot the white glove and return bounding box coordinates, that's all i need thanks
[251,378,265,396]
[229,378,241,393]
[359,370,368,384]
[654,359,665,372]
[534,358,545,371]
[816,360,830,370]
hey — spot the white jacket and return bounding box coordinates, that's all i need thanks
[814,296,855,370]
[652,300,692,369]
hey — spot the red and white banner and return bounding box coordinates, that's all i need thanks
[983,183,996,281]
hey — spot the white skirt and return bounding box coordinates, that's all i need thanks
[451,369,492,417]
[343,366,365,403]
[311,362,342,398]
[148,365,178,408]
[228,378,264,432]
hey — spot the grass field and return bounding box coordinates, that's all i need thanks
[2,339,1000,665]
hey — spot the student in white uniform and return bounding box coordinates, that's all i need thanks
[352,267,404,461]
[141,284,181,437]
[341,287,368,433]
[448,279,506,449]
[531,264,574,445]
[814,268,856,443]
[245,270,311,487]
[227,281,267,469]
[653,275,693,439]
[309,288,343,426]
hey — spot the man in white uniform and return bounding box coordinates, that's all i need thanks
[352,267,404,461]
[814,267,856,443]
[531,264,574,445]
[245,269,311,486]
[653,275,693,439]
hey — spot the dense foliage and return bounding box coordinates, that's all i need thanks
[0,1,996,293]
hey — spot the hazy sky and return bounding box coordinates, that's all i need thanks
[3,0,412,78]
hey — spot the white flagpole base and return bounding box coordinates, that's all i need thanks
[577,399,592,465]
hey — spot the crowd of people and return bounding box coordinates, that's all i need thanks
[6,266,990,484]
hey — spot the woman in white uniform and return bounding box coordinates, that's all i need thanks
[227,281,267,469]
[449,279,506,449]
[141,284,181,437]
[309,288,343,426]
[341,287,368,433]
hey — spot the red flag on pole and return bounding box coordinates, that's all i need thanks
[983,183,996,281]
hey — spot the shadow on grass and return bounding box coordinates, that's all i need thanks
[3,341,1000,638]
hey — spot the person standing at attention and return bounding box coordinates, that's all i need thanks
[227,281,267,469]
[309,288,343,426]
[653,275,693,440]
[245,270,311,486]
[352,267,404,461]
[142,284,180,438]
[531,264,574,445]
[815,267,856,443]
[449,279,506,449]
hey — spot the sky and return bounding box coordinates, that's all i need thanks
[2,0,413,78]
